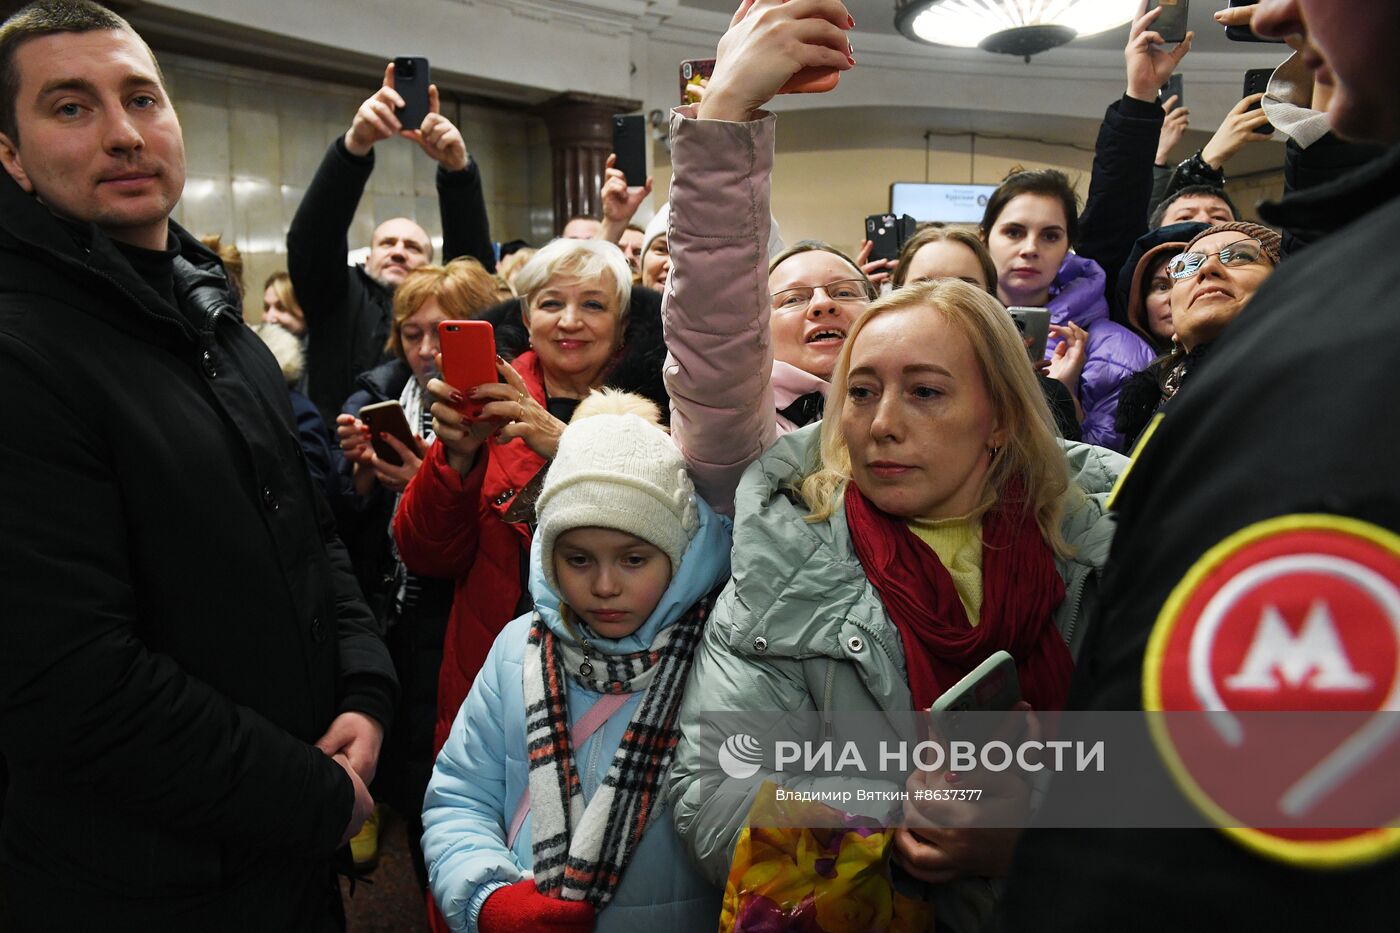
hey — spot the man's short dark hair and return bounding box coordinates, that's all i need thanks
[1150,185,1240,229]
[0,1,151,143]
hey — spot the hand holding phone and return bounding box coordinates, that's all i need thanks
[393,57,431,132]
[864,213,915,264]
[1147,0,1190,45]
[611,115,647,188]
[1242,68,1275,135]
[358,400,419,468]
[696,0,854,122]
[930,651,1022,713]
[1007,307,1052,362]
[1159,74,1184,110]
[1222,0,1285,43]
[437,320,498,420]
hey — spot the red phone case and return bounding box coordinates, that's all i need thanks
[437,320,497,420]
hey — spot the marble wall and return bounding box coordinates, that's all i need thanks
[162,55,553,319]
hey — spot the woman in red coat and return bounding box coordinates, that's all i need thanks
[393,238,636,752]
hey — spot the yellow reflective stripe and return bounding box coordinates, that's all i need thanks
[1105,412,1164,512]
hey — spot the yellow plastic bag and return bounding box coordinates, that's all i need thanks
[719,781,935,933]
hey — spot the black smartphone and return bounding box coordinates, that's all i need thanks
[1160,74,1184,109]
[865,213,916,263]
[1243,68,1275,135]
[611,114,647,188]
[393,56,431,132]
[358,400,417,468]
[1148,0,1189,44]
[1225,0,1285,42]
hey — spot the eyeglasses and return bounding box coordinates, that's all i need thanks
[770,278,870,312]
[1166,237,1265,280]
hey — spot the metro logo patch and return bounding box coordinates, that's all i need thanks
[1144,515,1400,868]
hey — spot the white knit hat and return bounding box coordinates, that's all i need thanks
[536,390,700,594]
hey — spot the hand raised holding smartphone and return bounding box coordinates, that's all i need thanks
[698,0,856,123]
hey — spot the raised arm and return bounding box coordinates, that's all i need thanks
[663,0,854,515]
[409,84,497,273]
[1078,1,1191,300]
[662,107,778,515]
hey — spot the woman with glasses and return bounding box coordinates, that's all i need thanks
[662,104,875,511]
[1115,222,1281,447]
[664,8,1127,930]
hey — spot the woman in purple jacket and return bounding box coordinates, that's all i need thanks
[980,171,1154,451]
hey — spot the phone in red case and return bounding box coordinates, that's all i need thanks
[437,320,497,419]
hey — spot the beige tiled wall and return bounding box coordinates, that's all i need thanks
[162,55,553,319]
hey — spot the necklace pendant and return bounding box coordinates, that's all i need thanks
[580,660,594,677]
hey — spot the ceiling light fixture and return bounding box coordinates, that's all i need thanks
[895,0,1138,60]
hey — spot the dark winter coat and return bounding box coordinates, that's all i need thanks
[1078,94,1168,322]
[288,136,496,427]
[0,169,396,931]
[1004,145,1400,931]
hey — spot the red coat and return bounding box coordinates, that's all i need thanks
[393,352,548,752]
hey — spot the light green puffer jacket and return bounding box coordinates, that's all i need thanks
[668,423,1126,932]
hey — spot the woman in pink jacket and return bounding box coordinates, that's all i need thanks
[662,98,874,514]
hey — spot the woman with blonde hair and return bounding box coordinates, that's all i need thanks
[669,277,1125,932]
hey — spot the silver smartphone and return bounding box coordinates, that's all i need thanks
[1007,307,1051,361]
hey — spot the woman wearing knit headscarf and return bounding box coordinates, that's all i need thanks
[422,390,730,933]
[1115,221,1281,447]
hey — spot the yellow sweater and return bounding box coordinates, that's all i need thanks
[907,515,984,626]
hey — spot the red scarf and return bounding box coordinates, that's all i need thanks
[844,482,1074,711]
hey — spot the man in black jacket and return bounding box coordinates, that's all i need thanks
[288,64,496,426]
[1005,0,1400,928]
[0,3,395,929]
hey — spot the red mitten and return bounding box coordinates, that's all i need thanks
[478,879,596,933]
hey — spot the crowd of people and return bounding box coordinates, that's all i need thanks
[0,0,1397,930]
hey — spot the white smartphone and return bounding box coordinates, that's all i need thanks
[930,650,1021,713]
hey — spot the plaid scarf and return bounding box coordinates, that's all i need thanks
[522,591,716,907]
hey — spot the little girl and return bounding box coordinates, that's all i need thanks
[422,390,731,933]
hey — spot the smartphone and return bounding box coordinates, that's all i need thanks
[611,114,647,188]
[1148,0,1189,44]
[393,56,431,132]
[680,59,714,106]
[865,213,916,263]
[930,651,1022,713]
[1007,307,1051,361]
[1243,68,1275,135]
[437,320,497,420]
[1159,74,1184,110]
[1224,0,1285,42]
[679,56,840,104]
[358,400,417,467]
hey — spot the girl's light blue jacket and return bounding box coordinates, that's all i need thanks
[422,497,732,933]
